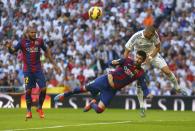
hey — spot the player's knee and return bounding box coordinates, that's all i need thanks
[95,106,105,114]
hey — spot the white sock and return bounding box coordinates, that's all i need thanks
[168,72,180,89]
[137,88,144,108]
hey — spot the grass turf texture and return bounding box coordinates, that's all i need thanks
[0,108,195,131]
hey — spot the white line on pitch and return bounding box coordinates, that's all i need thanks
[2,120,195,131]
[1,121,132,131]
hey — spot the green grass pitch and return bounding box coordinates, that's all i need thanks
[0,108,195,131]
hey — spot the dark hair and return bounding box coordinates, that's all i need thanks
[145,26,155,34]
[137,50,147,61]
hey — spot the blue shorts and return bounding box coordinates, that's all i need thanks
[85,74,117,107]
[23,71,46,89]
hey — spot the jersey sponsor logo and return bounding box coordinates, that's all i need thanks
[123,66,140,78]
[26,47,39,52]
[137,44,152,49]
[123,66,134,77]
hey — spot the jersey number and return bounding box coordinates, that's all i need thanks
[25,77,29,85]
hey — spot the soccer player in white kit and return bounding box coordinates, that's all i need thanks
[124,26,187,117]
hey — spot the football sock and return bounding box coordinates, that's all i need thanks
[38,88,46,109]
[168,72,180,89]
[25,90,32,112]
[64,87,86,97]
[137,88,144,108]
[90,103,104,113]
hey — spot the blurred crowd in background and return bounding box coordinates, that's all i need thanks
[0,0,194,96]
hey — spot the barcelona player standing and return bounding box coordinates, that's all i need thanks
[6,27,61,119]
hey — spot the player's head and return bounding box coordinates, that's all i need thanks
[144,26,156,39]
[135,50,147,65]
[26,26,36,40]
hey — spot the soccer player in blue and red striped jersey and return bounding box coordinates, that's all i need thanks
[55,50,152,115]
[7,27,61,119]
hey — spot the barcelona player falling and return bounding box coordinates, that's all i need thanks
[6,27,61,119]
[55,50,152,116]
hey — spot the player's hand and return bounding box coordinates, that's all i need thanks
[111,60,119,65]
[143,55,153,64]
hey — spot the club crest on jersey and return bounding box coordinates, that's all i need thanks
[35,41,39,45]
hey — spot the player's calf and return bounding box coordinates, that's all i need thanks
[54,93,64,102]
[54,87,86,102]
[83,99,96,112]
[139,107,146,118]
[90,100,105,114]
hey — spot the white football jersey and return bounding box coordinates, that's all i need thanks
[125,30,160,54]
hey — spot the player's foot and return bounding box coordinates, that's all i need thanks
[26,111,32,119]
[36,109,44,118]
[139,107,145,118]
[54,93,64,102]
[176,87,187,96]
[83,99,96,112]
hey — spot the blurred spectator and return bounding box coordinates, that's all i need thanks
[64,73,81,89]
[0,0,194,96]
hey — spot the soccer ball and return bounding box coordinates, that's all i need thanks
[88,6,103,20]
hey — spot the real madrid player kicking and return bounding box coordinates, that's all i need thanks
[124,26,187,116]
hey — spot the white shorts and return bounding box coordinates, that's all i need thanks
[142,53,167,70]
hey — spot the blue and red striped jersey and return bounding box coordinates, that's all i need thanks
[109,57,149,96]
[13,38,47,72]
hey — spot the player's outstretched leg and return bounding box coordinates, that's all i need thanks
[163,67,187,96]
[168,72,186,94]
[25,89,32,119]
[137,88,145,117]
[54,86,86,102]
[37,88,46,118]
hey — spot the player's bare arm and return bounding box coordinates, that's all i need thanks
[45,48,61,74]
[124,48,130,58]
[148,42,160,59]
[6,41,15,53]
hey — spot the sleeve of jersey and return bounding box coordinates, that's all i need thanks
[125,33,139,50]
[40,39,47,51]
[109,58,125,67]
[137,75,149,96]
[153,31,160,45]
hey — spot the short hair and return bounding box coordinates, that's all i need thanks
[137,50,147,61]
[145,26,156,34]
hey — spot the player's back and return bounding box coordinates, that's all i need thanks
[110,58,145,89]
[20,38,45,72]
